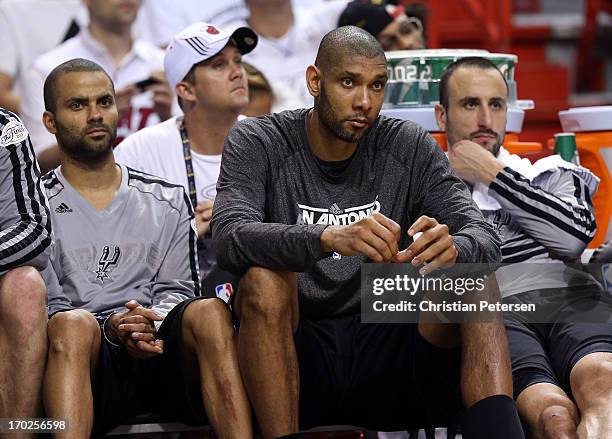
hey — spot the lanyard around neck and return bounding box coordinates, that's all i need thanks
[180,120,198,209]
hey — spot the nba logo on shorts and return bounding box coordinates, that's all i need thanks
[215,283,233,303]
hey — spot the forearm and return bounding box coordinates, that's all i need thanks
[489,167,595,256]
[419,143,502,266]
[453,232,501,267]
[215,220,329,273]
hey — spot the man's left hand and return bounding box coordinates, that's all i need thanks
[448,140,504,185]
[395,215,458,276]
[118,300,164,359]
[195,199,214,237]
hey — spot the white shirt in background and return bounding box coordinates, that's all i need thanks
[134,0,333,48]
[114,116,221,203]
[20,28,166,154]
[228,0,349,112]
[135,0,249,47]
[0,0,87,101]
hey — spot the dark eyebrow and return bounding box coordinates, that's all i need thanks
[65,96,88,104]
[374,73,388,81]
[490,96,506,104]
[97,93,114,101]
[458,96,480,105]
[338,70,359,77]
[65,92,114,105]
[336,70,388,82]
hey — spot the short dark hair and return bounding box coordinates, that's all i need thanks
[177,64,197,111]
[43,58,114,112]
[315,26,386,72]
[439,57,508,110]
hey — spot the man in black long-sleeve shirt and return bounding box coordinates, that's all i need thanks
[213,26,523,438]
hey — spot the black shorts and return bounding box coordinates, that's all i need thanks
[294,315,461,431]
[504,287,612,398]
[200,263,240,301]
[92,297,210,437]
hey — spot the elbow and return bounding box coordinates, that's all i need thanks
[560,238,588,259]
[215,245,233,272]
[559,215,597,258]
[545,237,587,260]
[215,237,242,273]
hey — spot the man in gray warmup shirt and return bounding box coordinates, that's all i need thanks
[437,56,612,439]
[40,58,251,438]
[212,26,524,438]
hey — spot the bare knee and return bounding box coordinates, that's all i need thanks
[518,385,578,437]
[237,267,297,324]
[539,405,577,438]
[0,266,47,332]
[183,298,234,349]
[571,352,612,405]
[47,310,100,357]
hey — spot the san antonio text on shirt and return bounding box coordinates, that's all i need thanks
[296,197,381,226]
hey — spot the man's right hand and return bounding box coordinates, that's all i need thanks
[448,140,504,185]
[106,300,164,359]
[195,199,214,237]
[320,212,401,262]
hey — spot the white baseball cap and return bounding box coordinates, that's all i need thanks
[164,22,258,90]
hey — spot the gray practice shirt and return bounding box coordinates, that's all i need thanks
[212,109,502,318]
[43,165,200,322]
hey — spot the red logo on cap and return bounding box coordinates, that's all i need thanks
[207,25,220,35]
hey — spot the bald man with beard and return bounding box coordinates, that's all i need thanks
[212,26,524,439]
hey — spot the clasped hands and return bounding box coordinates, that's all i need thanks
[320,212,458,276]
[106,300,164,359]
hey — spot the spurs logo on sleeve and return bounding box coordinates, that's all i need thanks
[487,209,512,241]
[95,245,121,283]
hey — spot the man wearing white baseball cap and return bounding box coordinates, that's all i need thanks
[115,22,257,298]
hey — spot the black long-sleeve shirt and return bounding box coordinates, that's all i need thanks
[213,109,501,318]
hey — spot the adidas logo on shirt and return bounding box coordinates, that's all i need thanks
[329,203,343,215]
[55,203,73,213]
